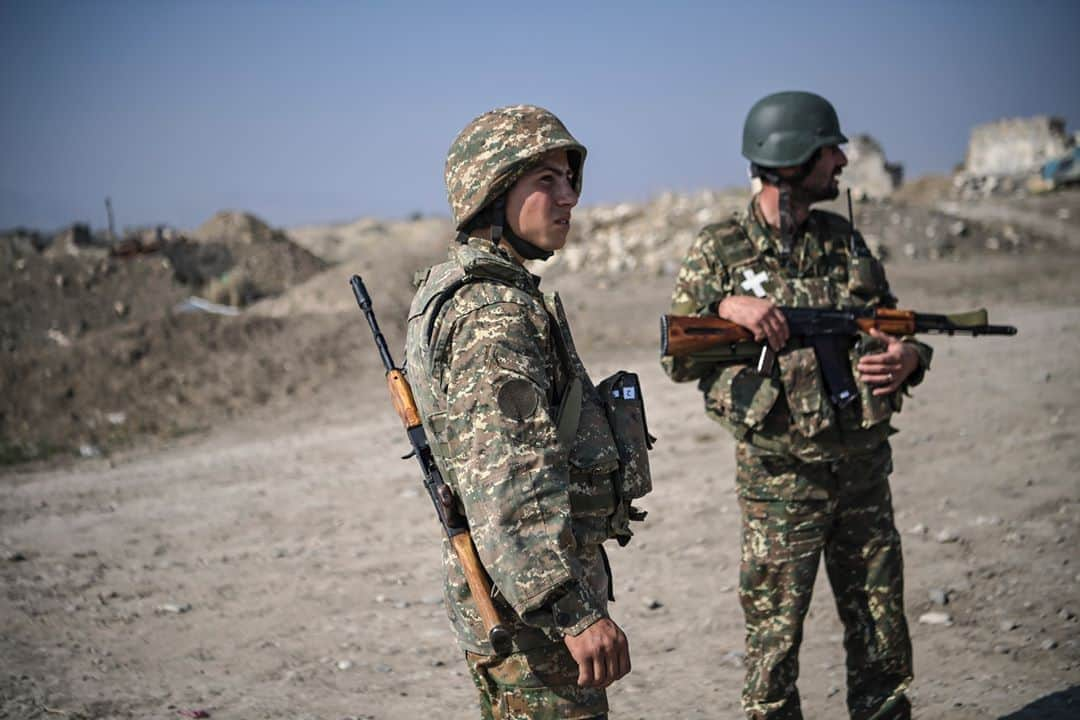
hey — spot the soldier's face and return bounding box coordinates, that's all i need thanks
[505,149,578,254]
[798,144,847,202]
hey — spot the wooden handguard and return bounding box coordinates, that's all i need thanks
[855,308,917,336]
[386,369,423,429]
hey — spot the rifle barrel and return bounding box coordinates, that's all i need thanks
[350,275,396,371]
[912,309,1018,336]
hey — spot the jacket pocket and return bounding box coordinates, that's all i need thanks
[848,256,889,300]
[705,364,781,431]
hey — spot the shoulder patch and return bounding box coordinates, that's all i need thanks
[497,378,541,421]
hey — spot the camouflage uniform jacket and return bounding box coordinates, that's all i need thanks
[662,199,933,470]
[405,236,622,655]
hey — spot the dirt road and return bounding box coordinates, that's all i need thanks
[2,264,1078,720]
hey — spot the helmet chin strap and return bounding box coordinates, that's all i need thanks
[777,183,794,262]
[751,149,822,262]
[491,196,553,262]
[752,166,796,260]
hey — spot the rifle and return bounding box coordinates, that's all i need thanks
[661,307,1017,407]
[350,275,512,655]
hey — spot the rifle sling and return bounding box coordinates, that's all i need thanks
[545,297,584,448]
[555,377,583,449]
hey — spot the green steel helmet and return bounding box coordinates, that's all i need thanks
[445,105,586,230]
[741,91,848,168]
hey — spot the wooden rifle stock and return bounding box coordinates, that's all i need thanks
[351,275,512,655]
[661,314,754,356]
[383,368,509,654]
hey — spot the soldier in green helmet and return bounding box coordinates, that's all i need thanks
[662,91,932,720]
[406,105,647,719]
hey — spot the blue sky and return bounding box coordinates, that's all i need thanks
[2,0,1079,231]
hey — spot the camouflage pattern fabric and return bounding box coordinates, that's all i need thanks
[405,236,625,717]
[738,443,912,720]
[467,645,609,720]
[662,200,932,464]
[445,105,586,230]
[662,198,925,719]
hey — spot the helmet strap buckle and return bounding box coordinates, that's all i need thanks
[777,184,794,261]
[483,195,554,262]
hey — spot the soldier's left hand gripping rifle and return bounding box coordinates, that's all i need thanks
[350,275,512,656]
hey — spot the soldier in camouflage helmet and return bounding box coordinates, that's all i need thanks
[405,105,635,719]
[662,91,932,720]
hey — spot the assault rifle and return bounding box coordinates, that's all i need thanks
[350,275,512,655]
[661,307,1017,408]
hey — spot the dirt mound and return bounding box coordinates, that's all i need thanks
[4,191,1078,466]
[0,212,335,463]
[0,308,375,465]
[249,236,446,325]
[1,234,187,355]
[288,215,451,264]
[172,210,328,307]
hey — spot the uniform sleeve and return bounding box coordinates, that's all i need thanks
[866,236,933,390]
[661,227,732,383]
[443,299,605,634]
[899,337,932,390]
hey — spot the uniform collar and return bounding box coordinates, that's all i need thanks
[452,235,542,289]
[747,195,823,259]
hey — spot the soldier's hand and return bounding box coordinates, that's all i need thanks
[717,296,789,351]
[857,329,920,395]
[563,618,631,688]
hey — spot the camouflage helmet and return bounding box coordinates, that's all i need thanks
[445,105,586,230]
[742,91,848,168]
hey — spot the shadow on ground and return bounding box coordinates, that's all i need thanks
[999,685,1080,719]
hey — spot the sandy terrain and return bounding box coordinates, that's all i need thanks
[3,185,1080,719]
[3,252,1079,720]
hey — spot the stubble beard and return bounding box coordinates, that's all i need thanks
[794,175,841,205]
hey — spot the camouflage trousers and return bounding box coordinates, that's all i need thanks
[466,642,608,720]
[736,443,913,720]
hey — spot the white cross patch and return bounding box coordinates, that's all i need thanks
[740,268,769,298]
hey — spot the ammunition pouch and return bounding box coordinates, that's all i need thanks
[777,346,836,437]
[846,255,901,427]
[704,364,780,439]
[847,255,888,301]
[850,331,901,428]
[565,377,621,548]
[596,371,656,546]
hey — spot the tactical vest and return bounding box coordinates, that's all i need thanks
[405,243,645,548]
[701,210,901,454]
